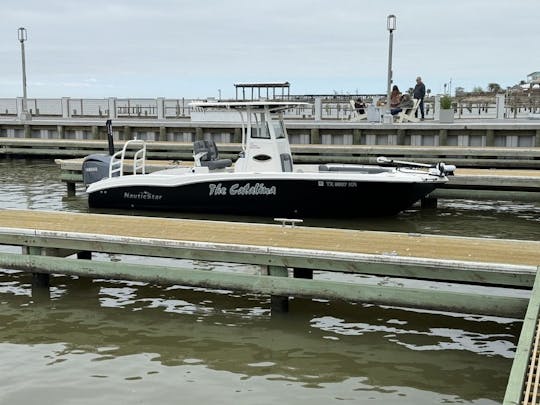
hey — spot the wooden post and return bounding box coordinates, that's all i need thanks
[233,128,242,144]
[67,182,76,197]
[310,128,321,145]
[396,129,406,145]
[438,129,448,146]
[352,129,362,145]
[91,126,99,141]
[159,127,167,142]
[269,265,289,313]
[123,126,132,141]
[24,124,31,138]
[535,129,540,147]
[486,129,495,147]
[24,246,50,290]
[57,125,65,140]
[195,127,204,141]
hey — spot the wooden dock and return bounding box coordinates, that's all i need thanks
[0,209,537,315]
[0,209,539,402]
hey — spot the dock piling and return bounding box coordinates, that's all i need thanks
[24,246,50,290]
[268,265,289,313]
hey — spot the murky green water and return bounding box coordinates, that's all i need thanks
[0,158,539,404]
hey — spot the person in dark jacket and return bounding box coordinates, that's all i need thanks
[413,76,426,120]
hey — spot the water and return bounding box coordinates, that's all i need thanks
[0,158,539,404]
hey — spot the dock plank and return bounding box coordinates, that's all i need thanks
[0,209,539,267]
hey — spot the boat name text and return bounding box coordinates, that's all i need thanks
[123,191,163,201]
[209,182,277,196]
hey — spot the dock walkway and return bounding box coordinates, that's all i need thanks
[0,209,537,314]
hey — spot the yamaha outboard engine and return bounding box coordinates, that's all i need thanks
[82,119,116,187]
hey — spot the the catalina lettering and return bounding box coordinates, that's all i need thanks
[209,183,227,196]
[230,183,276,196]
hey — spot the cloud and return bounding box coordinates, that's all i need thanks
[0,0,538,97]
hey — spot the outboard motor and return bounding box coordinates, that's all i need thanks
[82,119,116,187]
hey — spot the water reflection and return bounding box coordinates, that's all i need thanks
[0,270,517,403]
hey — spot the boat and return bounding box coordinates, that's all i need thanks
[83,101,455,218]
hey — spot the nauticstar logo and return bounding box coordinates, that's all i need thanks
[123,191,163,201]
[209,182,277,196]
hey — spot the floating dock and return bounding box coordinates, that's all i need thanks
[0,209,538,402]
[0,209,538,315]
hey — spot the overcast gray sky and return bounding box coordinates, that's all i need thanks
[1,0,538,99]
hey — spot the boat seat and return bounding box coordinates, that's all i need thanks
[193,140,232,170]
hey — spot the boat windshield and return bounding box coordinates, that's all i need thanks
[271,121,286,139]
[250,113,270,139]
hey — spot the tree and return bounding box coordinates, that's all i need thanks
[472,86,484,93]
[487,83,502,93]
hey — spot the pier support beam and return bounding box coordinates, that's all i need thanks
[353,129,362,145]
[233,128,242,144]
[310,128,320,144]
[536,129,540,147]
[158,127,167,142]
[486,129,495,147]
[123,126,131,141]
[24,246,50,292]
[438,129,448,146]
[396,129,406,145]
[269,265,289,313]
[66,182,76,197]
[195,127,204,142]
[57,125,65,140]
[91,126,99,140]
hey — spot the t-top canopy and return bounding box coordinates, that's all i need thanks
[190,101,310,112]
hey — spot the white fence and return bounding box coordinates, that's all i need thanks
[0,95,536,121]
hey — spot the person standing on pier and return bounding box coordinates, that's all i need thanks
[413,76,426,120]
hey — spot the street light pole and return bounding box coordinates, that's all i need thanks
[386,15,396,115]
[18,27,30,120]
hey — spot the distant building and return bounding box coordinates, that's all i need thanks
[526,72,540,84]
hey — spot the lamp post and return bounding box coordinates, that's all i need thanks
[18,27,30,120]
[386,15,396,115]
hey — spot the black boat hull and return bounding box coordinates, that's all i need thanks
[88,178,439,218]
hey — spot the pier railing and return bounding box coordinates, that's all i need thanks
[2,95,539,121]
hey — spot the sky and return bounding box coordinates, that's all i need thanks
[0,0,538,99]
